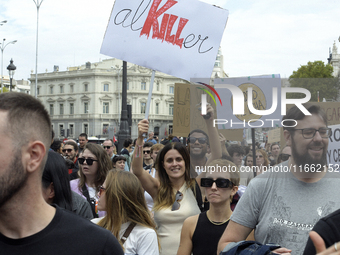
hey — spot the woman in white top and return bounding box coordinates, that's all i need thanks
[93,170,159,255]
[132,113,221,255]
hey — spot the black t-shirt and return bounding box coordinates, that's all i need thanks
[0,206,124,255]
[303,208,340,255]
[192,211,229,255]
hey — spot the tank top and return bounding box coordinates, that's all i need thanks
[153,183,201,255]
[192,211,230,255]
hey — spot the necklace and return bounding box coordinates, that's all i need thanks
[206,211,230,226]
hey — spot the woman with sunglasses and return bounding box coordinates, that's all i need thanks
[255,149,270,175]
[177,159,239,255]
[92,170,159,255]
[132,114,221,255]
[70,143,112,218]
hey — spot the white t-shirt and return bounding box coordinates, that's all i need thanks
[91,218,159,255]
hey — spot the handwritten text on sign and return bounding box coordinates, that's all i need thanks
[101,0,229,81]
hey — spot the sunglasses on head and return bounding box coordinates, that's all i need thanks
[62,149,73,153]
[78,158,98,166]
[103,146,112,149]
[200,178,234,188]
[280,153,291,161]
[171,190,183,211]
[188,137,207,144]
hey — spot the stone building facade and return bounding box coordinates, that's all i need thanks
[30,56,226,140]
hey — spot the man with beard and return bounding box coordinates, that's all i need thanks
[63,141,79,180]
[0,93,123,254]
[218,103,340,255]
[188,104,221,178]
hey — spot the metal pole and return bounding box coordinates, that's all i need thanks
[1,39,17,93]
[33,0,43,98]
[117,61,130,152]
[1,40,3,94]
[9,77,12,92]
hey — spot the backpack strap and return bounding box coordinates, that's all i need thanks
[191,179,206,212]
[81,185,98,218]
[121,222,137,244]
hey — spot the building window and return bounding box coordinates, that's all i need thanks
[155,103,159,114]
[84,124,88,135]
[156,81,159,91]
[70,103,74,115]
[59,124,64,136]
[141,82,146,90]
[169,125,173,135]
[60,85,64,93]
[69,124,74,137]
[141,102,146,114]
[60,104,64,115]
[104,84,109,91]
[49,104,54,116]
[127,82,129,90]
[50,86,53,94]
[37,87,40,95]
[103,124,109,135]
[169,86,174,94]
[103,102,109,114]
[84,84,88,92]
[84,102,88,114]
[169,104,174,115]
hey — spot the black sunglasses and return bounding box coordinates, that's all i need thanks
[78,158,98,166]
[143,150,151,154]
[188,137,207,144]
[103,146,112,149]
[171,190,183,211]
[62,148,73,153]
[280,153,291,161]
[201,178,234,188]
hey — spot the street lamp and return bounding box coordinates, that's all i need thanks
[33,0,44,98]
[1,38,17,93]
[7,59,16,92]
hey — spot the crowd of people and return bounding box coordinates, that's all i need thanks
[0,92,339,255]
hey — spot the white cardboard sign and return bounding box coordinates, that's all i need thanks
[100,0,229,81]
[327,124,340,167]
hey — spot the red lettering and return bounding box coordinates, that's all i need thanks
[165,14,178,44]
[175,18,188,48]
[158,13,169,41]
[140,0,177,39]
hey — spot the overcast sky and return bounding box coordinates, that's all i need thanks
[0,0,339,81]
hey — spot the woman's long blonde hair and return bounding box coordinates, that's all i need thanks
[153,142,195,211]
[98,170,159,249]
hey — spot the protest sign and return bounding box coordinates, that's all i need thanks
[326,124,340,166]
[173,83,243,140]
[101,0,229,81]
[268,128,281,143]
[196,76,283,129]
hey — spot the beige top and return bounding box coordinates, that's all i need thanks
[153,183,201,255]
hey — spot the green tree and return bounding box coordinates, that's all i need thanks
[0,87,9,93]
[288,61,339,101]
